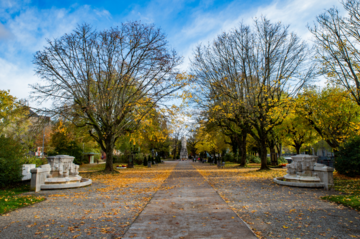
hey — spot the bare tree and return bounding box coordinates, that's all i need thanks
[191,18,314,169]
[31,23,184,172]
[310,0,360,105]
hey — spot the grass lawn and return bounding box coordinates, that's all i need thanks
[0,183,45,215]
[223,161,281,169]
[79,163,152,173]
[322,173,360,210]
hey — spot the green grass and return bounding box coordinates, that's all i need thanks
[79,163,151,173]
[0,184,45,215]
[321,175,360,210]
[322,195,360,210]
[223,162,281,169]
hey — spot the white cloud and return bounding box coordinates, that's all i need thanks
[0,58,37,100]
[176,0,344,71]
[0,0,346,104]
[94,9,111,19]
[0,5,113,106]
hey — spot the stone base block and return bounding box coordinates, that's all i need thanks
[40,178,92,190]
[274,177,324,188]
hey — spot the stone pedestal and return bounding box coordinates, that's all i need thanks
[22,164,36,181]
[314,163,334,190]
[30,164,51,192]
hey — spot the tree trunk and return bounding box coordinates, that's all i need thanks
[276,143,282,157]
[104,136,115,172]
[231,135,238,156]
[259,139,269,170]
[270,147,276,156]
[270,146,276,165]
[295,144,301,154]
[239,133,247,167]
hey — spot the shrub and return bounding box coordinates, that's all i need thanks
[277,156,287,165]
[113,155,131,164]
[0,135,25,187]
[335,136,360,177]
[22,156,46,167]
[224,153,235,162]
[134,158,142,165]
[113,155,120,163]
[94,153,100,161]
[131,153,143,165]
[48,141,84,165]
[0,158,23,187]
[267,157,271,165]
[246,155,261,164]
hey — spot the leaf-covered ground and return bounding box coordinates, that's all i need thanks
[193,162,360,239]
[0,162,176,239]
[0,184,45,215]
[322,173,360,211]
[122,162,257,238]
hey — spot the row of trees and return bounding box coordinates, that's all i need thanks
[0,89,174,170]
[188,1,360,170]
[4,1,360,174]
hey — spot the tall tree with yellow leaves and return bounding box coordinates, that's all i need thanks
[31,23,186,172]
[191,18,314,169]
[295,85,360,150]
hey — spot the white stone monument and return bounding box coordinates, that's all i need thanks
[30,155,92,192]
[180,137,188,161]
[274,154,334,190]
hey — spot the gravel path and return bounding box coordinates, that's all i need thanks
[194,163,360,239]
[0,162,176,239]
[122,161,256,239]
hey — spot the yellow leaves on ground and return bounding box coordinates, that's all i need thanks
[289,209,296,213]
[91,164,176,194]
[194,165,285,180]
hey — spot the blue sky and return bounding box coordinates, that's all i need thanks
[0,0,343,104]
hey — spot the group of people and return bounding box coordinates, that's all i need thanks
[191,156,206,163]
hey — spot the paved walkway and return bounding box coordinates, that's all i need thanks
[123,161,257,238]
[0,163,176,239]
[194,163,360,238]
